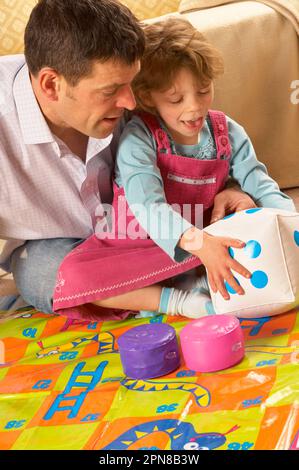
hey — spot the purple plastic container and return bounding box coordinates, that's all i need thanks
[117,324,180,379]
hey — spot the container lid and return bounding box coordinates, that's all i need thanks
[180,315,240,342]
[118,323,176,351]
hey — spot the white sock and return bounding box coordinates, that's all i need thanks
[171,269,210,293]
[192,274,210,294]
[158,287,215,319]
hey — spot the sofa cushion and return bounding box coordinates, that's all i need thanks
[179,0,299,33]
[284,187,299,211]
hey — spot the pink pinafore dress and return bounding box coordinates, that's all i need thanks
[53,110,231,321]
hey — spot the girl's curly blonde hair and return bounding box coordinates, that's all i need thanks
[133,17,224,113]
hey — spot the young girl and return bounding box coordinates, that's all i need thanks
[52,18,295,321]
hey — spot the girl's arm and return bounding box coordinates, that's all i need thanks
[115,116,193,262]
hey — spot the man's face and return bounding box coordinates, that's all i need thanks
[56,59,140,139]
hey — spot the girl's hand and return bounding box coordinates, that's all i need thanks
[179,229,251,300]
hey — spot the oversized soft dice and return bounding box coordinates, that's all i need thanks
[204,208,299,318]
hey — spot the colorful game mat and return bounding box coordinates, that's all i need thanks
[0,307,299,450]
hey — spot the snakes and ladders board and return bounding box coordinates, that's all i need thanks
[0,308,299,450]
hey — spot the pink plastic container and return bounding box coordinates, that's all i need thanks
[180,315,245,373]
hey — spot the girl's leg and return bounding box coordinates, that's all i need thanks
[93,281,214,318]
[8,238,214,318]
[93,284,162,311]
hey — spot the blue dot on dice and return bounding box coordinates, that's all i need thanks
[294,230,299,247]
[225,277,240,294]
[223,213,236,220]
[244,240,261,258]
[245,208,262,214]
[250,270,268,289]
[228,247,235,258]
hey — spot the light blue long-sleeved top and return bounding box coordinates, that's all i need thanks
[114,114,295,262]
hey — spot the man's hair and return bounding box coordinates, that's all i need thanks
[24,0,145,85]
[132,17,224,113]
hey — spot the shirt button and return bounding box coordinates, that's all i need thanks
[218,124,224,131]
[218,135,228,147]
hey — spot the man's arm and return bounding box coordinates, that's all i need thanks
[210,183,257,223]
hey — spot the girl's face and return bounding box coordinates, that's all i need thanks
[148,67,214,145]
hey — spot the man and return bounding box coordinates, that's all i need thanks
[0,0,256,314]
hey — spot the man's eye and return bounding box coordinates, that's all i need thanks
[102,90,116,97]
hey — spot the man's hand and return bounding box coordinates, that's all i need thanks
[210,186,257,224]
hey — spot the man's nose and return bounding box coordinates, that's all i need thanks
[116,86,136,110]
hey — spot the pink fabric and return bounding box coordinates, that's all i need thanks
[53,110,231,320]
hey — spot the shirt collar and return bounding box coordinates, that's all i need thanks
[13,63,55,145]
[86,135,113,162]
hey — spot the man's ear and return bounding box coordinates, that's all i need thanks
[37,68,61,101]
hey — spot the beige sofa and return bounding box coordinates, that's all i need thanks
[0,0,298,301]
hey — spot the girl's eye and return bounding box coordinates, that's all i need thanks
[170,98,183,104]
[198,88,211,95]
